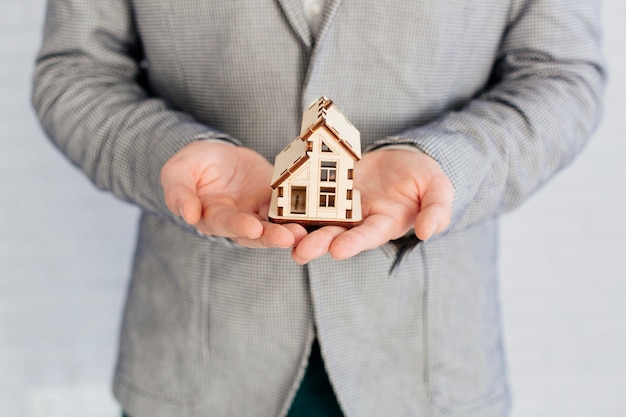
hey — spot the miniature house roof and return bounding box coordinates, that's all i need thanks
[271,136,310,188]
[271,97,361,188]
[300,97,361,159]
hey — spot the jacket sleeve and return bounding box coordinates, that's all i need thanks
[31,0,240,226]
[369,0,606,233]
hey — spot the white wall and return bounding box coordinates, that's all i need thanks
[0,2,135,416]
[0,1,624,416]
[500,3,626,415]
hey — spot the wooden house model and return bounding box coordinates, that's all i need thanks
[269,97,362,227]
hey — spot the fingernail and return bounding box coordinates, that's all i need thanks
[292,249,307,265]
[425,221,438,241]
[179,206,187,222]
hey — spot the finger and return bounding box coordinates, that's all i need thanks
[163,183,202,224]
[292,226,346,265]
[282,223,309,247]
[161,158,204,224]
[329,214,400,260]
[201,201,264,239]
[414,176,454,240]
[235,221,296,249]
[414,204,443,241]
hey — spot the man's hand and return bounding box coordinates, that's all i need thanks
[161,141,305,248]
[291,148,454,264]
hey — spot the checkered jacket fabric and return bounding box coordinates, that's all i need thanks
[32,0,605,416]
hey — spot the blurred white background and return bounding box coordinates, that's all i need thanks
[1,1,624,416]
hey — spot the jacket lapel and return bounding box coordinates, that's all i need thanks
[276,0,314,49]
[315,0,342,45]
[301,0,343,107]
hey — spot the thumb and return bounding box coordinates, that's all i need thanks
[161,163,202,225]
[414,204,445,241]
[414,175,454,241]
[167,184,202,225]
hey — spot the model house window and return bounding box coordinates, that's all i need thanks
[321,142,332,152]
[347,168,354,180]
[320,161,337,182]
[319,187,336,207]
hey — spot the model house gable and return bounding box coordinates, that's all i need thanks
[271,136,310,188]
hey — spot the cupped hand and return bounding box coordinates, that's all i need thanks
[291,148,454,264]
[161,141,306,248]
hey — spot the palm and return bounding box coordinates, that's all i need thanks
[356,153,423,239]
[194,146,273,220]
[291,149,453,263]
[162,141,303,248]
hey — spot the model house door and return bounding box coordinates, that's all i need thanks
[290,186,307,214]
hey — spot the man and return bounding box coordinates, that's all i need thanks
[32,0,605,416]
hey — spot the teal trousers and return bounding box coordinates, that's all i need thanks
[285,339,344,417]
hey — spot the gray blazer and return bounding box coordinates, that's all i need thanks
[32,0,605,416]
